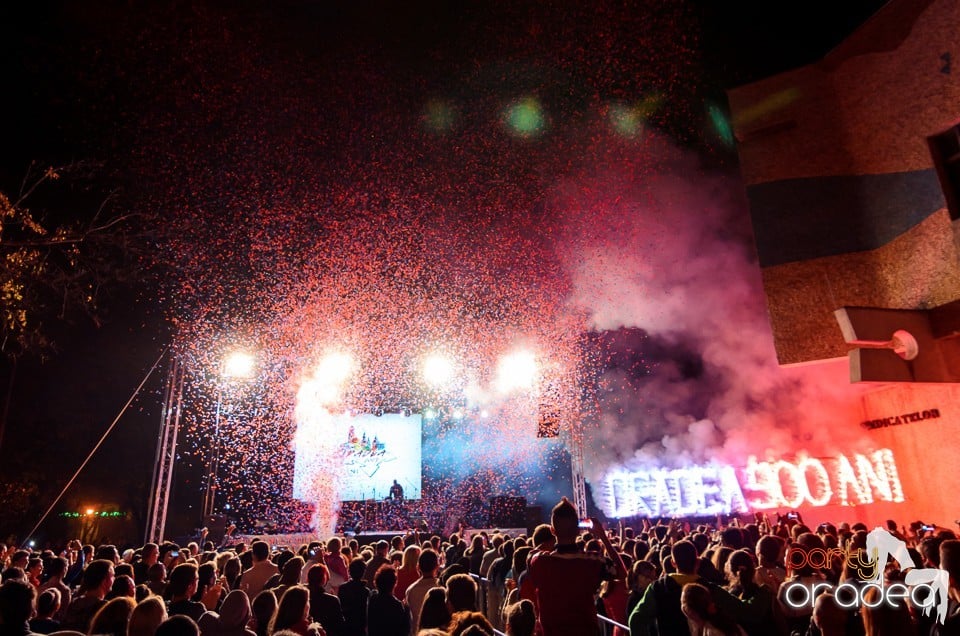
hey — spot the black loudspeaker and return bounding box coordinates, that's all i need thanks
[525,506,543,534]
[489,496,526,528]
[204,514,227,544]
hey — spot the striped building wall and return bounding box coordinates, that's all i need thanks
[727,0,960,365]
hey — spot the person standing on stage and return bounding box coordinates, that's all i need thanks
[389,480,404,501]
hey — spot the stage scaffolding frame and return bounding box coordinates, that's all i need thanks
[570,420,588,519]
[145,353,184,544]
[144,352,590,540]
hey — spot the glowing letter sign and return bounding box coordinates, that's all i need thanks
[602,448,904,518]
[605,465,746,518]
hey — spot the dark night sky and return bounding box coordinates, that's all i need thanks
[0,0,890,542]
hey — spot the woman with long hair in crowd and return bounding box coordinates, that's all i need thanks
[305,564,345,636]
[447,611,494,636]
[393,545,420,601]
[198,589,257,636]
[725,549,782,636]
[322,538,349,594]
[223,558,242,592]
[416,587,451,633]
[268,586,314,636]
[250,591,278,636]
[464,535,485,576]
[192,564,222,611]
[127,596,167,636]
[89,596,137,636]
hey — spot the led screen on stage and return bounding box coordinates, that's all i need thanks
[292,412,422,502]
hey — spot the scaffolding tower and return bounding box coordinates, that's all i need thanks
[570,421,588,518]
[145,354,184,544]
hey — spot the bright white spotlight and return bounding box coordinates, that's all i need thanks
[424,408,437,419]
[422,353,455,387]
[223,351,256,378]
[452,408,464,419]
[303,352,354,407]
[496,350,538,392]
[315,352,353,385]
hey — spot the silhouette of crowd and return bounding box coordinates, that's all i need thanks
[2,502,959,636]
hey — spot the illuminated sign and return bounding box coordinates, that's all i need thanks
[602,448,904,518]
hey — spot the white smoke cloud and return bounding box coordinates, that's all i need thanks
[553,150,869,485]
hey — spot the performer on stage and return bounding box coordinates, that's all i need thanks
[389,479,404,501]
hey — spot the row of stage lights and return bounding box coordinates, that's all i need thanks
[311,350,537,390]
[217,348,541,404]
[306,349,540,409]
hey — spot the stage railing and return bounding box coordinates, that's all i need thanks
[468,573,630,635]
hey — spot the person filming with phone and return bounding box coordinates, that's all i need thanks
[525,497,626,636]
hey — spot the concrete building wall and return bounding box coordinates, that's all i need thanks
[728,0,960,365]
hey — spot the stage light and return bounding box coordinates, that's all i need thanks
[423,353,455,387]
[316,352,354,385]
[304,351,354,408]
[86,508,95,516]
[496,350,538,392]
[223,351,256,379]
[607,95,662,138]
[424,408,437,419]
[504,97,546,137]
[423,99,457,133]
[481,410,489,418]
[452,408,464,419]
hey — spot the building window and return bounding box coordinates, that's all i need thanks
[928,123,960,220]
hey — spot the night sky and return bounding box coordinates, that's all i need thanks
[0,0,890,544]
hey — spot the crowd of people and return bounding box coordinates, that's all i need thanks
[1,500,959,636]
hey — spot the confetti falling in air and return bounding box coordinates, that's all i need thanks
[96,0,709,530]
[56,0,874,529]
